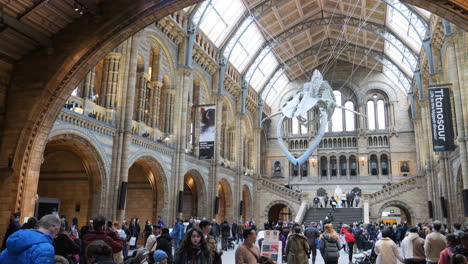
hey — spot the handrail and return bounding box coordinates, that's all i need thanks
[260,177,302,203]
[366,175,423,203]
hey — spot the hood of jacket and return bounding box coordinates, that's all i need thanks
[323,234,338,243]
[6,229,53,255]
[407,232,420,241]
[158,233,172,241]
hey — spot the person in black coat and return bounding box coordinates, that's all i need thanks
[231,221,238,241]
[156,228,173,263]
[355,229,370,253]
[1,213,21,250]
[143,220,152,245]
[20,217,38,229]
[54,222,81,264]
[221,220,230,250]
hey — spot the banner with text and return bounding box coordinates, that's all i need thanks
[429,87,456,152]
[199,105,216,160]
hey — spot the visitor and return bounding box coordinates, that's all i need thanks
[319,223,341,264]
[285,226,310,264]
[235,227,259,264]
[85,240,118,264]
[121,220,131,258]
[232,220,238,242]
[212,219,221,243]
[355,229,370,253]
[346,192,352,208]
[324,195,329,208]
[453,222,464,238]
[53,220,81,264]
[170,218,184,250]
[237,221,245,244]
[313,195,320,208]
[354,195,360,208]
[424,220,446,264]
[276,226,286,258]
[221,219,231,250]
[344,227,356,264]
[126,247,149,264]
[330,197,337,211]
[0,214,61,264]
[200,219,213,238]
[80,219,94,237]
[304,222,320,264]
[1,212,21,251]
[207,236,222,264]
[157,216,166,228]
[438,233,461,264]
[144,220,153,245]
[129,218,140,249]
[145,224,161,252]
[20,217,38,229]
[156,228,173,264]
[82,216,123,255]
[153,249,168,264]
[174,227,212,263]
[374,228,403,264]
[401,227,425,264]
[61,215,69,231]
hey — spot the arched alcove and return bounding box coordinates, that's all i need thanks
[378,200,415,225]
[217,179,233,223]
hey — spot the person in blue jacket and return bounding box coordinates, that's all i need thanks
[170,218,184,250]
[0,214,61,264]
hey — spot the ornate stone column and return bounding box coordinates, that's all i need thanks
[83,67,96,100]
[101,52,121,109]
[135,72,148,122]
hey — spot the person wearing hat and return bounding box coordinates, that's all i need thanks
[145,224,161,252]
[153,249,168,264]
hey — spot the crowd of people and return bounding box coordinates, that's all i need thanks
[312,192,361,211]
[2,212,468,264]
[0,213,256,264]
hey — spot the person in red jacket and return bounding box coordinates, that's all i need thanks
[344,227,356,264]
[82,216,123,255]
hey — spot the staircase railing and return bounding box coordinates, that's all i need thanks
[294,202,308,223]
[365,175,424,204]
[260,177,302,203]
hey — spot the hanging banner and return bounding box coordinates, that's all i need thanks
[428,88,456,152]
[198,105,216,160]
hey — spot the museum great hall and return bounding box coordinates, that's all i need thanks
[0,0,467,237]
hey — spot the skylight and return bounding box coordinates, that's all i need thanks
[227,17,265,72]
[248,49,279,90]
[262,70,290,106]
[196,0,245,46]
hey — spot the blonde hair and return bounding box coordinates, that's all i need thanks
[322,223,339,241]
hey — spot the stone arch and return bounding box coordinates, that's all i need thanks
[127,155,169,222]
[217,178,234,223]
[193,71,211,104]
[3,0,200,226]
[35,133,108,226]
[264,200,296,223]
[360,82,398,103]
[146,36,175,79]
[242,184,253,222]
[378,200,416,225]
[183,169,208,218]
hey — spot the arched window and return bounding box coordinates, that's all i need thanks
[377,100,386,129]
[330,156,337,176]
[339,156,347,176]
[344,101,355,131]
[291,161,299,177]
[349,155,357,176]
[302,162,308,177]
[320,157,328,177]
[381,154,389,175]
[330,91,343,132]
[370,155,378,176]
[367,100,376,130]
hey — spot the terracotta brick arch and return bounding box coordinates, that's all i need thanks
[377,200,416,225]
[183,169,208,218]
[127,155,169,222]
[217,178,234,223]
[37,133,109,222]
[0,0,201,234]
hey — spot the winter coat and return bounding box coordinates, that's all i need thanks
[319,234,341,262]
[53,233,81,262]
[374,237,404,264]
[286,234,310,264]
[212,223,221,237]
[356,234,369,250]
[1,221,20,251]
[157,233,173,263]
[424,231,446,262]
[145,234,158,252]
[170,222,185,242]
[344,230,356,243]
[0,229,55,264]
[237,223,245,235]
[82,230,123,253]
[235,243,259,264]
[221,222,230,237]
[304,226,320,246]
[174,245,212,264]
[232,223,238,237]
[401,232,425,261]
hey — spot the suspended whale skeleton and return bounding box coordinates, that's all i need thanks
[262,70,366,166]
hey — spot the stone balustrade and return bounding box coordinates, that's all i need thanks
[365,175,423,204]
[260,177,302,203]
[131,135,174,156]
[58,109,116,137]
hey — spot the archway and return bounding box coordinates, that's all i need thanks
[182,170,207,219]
[126,158,167,223]
[217,179,233,223]
[378,201,415,225]
[242,185,253,222]
[37,134,105,227]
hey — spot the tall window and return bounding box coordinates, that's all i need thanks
[367,93,387,130]
[370,155,378,176]
[330,91,343,132]
[320,157,328,177]
[381,154,389,175]
[330,156,337,176]
[367,101,376,130]
[344,101,355,131]
[349,156,357,176]
[377,100,386,129]
[339,156,347,176]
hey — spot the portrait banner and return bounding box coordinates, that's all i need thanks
[428,88,456,152]
[198,105,216,160]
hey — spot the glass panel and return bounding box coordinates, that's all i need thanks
[292,117,299,135]
[320,157,327,177]
[197,0,245,46]
[300,114,307,135]
[377,100,386,129]
[345,101,355,131]
[229,18,265,72]
[367,100,376,130]
[331,91,342,132]
[249,51,279,90]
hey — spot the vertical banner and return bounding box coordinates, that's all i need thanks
[198,105,216,160]
[428,88,456,152]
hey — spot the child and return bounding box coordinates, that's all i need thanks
[153,250,168,264]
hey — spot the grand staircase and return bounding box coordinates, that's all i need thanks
[365,175,424,205]
[303,207,363,226]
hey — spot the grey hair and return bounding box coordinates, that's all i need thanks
[38,214,61,229]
